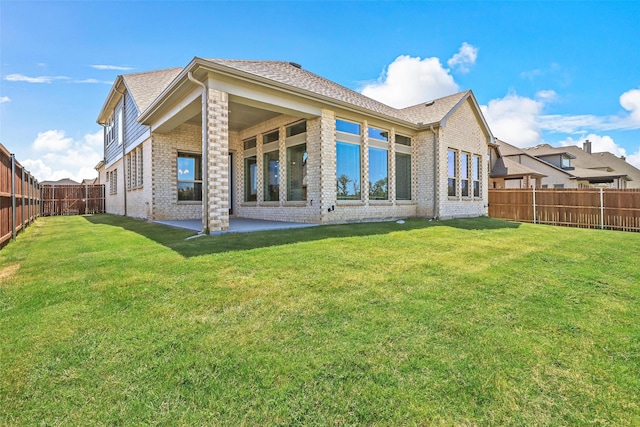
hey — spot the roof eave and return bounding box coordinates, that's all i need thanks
[97,76,126,124]
[138,57,422,130]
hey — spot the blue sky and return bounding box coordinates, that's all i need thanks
[1,1,639,181]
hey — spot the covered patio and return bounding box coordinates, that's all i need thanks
[155,217,318,234]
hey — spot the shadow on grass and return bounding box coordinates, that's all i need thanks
[82,214,520,257]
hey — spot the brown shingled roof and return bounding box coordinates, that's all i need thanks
[122,67,183,113]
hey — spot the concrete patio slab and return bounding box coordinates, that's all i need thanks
[154,218,318,234]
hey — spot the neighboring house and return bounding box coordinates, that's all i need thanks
[96,58,494,232]
[523,141,634,189]
[39,178,81,186]
[490,139,636,189]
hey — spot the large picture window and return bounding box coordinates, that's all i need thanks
[396,152,411,200]
[287,144,307,201]
[263,150,279,201]
[336,142,361,200]
[177,153,202,201]
[448,149,457,197]
[369,147,388,200]
[244,156,257,201]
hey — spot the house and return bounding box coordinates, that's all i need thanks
[524,141,635,188]
[490,139,636,189]
[96,58,494,232]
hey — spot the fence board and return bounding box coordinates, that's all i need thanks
[40,184,105,216]
[0,143,41,249]
[489,188,640,232]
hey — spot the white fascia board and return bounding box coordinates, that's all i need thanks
[208,76,322,117]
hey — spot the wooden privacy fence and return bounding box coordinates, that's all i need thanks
[489,188,640,232]
[1,143,41,249]
[41,184,105,216]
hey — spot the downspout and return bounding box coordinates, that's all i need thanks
[187,71,209,234]
[430,125,439,219]
[114,85,127,216]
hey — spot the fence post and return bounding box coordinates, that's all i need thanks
[600,188,604,230]
[11,154,16,241]
[532,186,537,224]
[85,184,88,214]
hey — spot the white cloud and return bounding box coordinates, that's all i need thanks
[91,64,134,71]
[557,133,627,157]
[75,78,113,84]
[619,88,640,125]
[539,87,640,133]
[25,130,102,182]
[361,55,459,108]
[4,74,69,83]
[535,90,558,103]
[33,130,73,152]
[0,96,10,103]
[481,92,544,147]
[627,148,640,169]
[447,42,478,73]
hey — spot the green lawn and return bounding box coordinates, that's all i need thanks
[1,215,639,425]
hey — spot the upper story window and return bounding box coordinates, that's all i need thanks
[561,156,571,169]
[336,119,361,135]
[105,114,116,146]
[117,109,124,146]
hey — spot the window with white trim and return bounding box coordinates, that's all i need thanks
[177,153,202,201]
[336,119,362,200]
[461,152,470,197]
[448,149,457,197]
[472,155,480,197]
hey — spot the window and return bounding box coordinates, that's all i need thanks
[287,144,307,201]
[448,149,457,197]
[461,152,470,197]
[108,169,117,195]
[243,137,257,150]
[105,115,116,146]
[263,130,279,144]
[472,155,480,197]
[117,108,124,146]
[561,156,571,169]
[368,127,388,142]
[395,134,412,146]
[369,147,388,200]
[396,152,411,200]
[336,119,361,135]
[263,150,279,201]
[137,147,143,187]
[286,121,306,137]
[177,153,202,201]
[554,184,565,189]
[244,156,257,201]
[336,142,361,200]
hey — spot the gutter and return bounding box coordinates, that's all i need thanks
[430,125,439,219]
[187,71,209,234]
[114,84,127,217]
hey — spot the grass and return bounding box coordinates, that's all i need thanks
[1,215,639,425]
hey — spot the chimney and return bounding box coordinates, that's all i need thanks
[583,139,592,154]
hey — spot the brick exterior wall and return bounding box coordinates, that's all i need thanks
[437,99,489,219]
[104,83,489,227]
[124,137,153,219]
[151,123,202,220]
